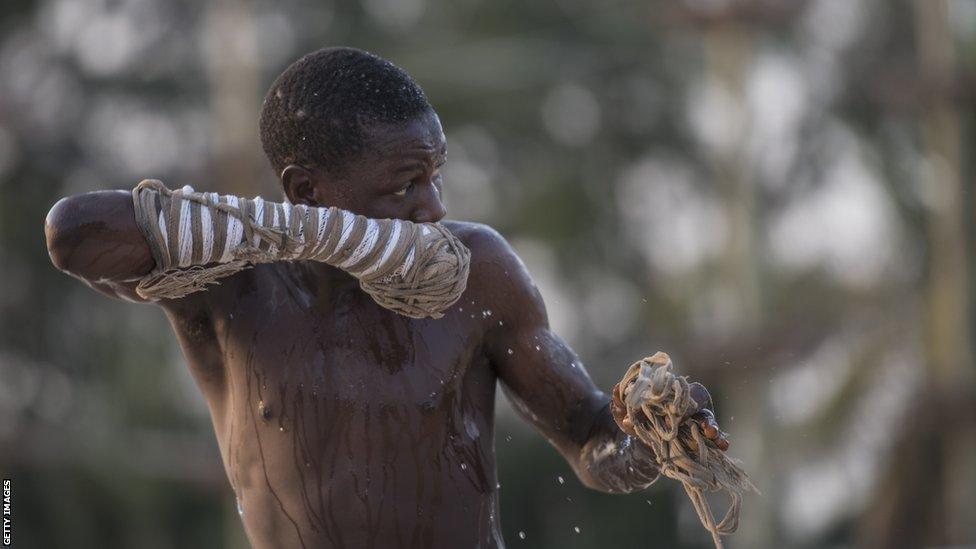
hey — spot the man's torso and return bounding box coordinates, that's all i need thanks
[164,223,506,548]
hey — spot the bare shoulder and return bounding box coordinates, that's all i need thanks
[442,220,517,265]
[442,220,528,285]
[442,220,545,324]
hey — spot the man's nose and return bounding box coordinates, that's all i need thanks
[410,182,446,223]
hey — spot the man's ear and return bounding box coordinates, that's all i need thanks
[281,164,319,206]
[281,164,318,206]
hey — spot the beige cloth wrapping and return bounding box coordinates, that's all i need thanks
[131,179,470,319]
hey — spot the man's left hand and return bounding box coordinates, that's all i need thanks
[611,379,730,451]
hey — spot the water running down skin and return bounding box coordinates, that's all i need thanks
[45,109,729,548]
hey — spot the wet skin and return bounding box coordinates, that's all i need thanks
[45,109,728,548]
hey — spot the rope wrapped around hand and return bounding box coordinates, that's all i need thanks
[131,179,470,319]
[619,352,757,549]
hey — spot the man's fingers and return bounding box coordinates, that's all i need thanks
[715,435,730,451]
[616,411,637,438]
[690,410,731,451]
[615,378,729,449]
[698,416,727,444]
[610,384,626,420]
[700,417,718,439]
[610,383,638,437]
[693,411,719,438]
[612,383,624,407]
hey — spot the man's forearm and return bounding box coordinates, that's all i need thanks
[132,180,426,286]
[129,180,468,317]
[575,402,660,494]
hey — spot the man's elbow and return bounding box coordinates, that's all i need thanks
[45,196,80,273]
[43,191,152,281]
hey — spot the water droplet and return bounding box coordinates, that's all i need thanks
[557,476,564,484]
[228,313,234,319]
[646,499,653,506]
[518,531,526,540]
[505,435,512,442]
[498,320,504,326]
[464,415,480,439]
[535,345,540,351]
[460,463,467,470]
[507,348,514,355]
[574,526,581,534]
[236,496,244,516]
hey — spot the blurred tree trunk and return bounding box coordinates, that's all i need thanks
[861,1,975,546]
[914,0,976,541]
[700,21,772,549]
[204,0,265,197]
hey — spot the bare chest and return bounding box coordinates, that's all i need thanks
[214,276,483,412]
[167,264,503,547]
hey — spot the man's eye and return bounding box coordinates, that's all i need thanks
[393,185,409,197]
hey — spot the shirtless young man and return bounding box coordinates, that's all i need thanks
[44,47,729,548]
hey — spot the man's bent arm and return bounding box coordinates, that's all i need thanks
[46,183,467,316]
[468,226,659,494]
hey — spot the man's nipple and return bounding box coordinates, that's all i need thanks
[258,400,273,421]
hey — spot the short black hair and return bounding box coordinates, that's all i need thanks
[259,47,432,177]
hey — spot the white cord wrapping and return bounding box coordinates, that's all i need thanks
[131,179,471,319]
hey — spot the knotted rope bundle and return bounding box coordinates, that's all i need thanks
[131,179,469,318]
[619,352,757,549]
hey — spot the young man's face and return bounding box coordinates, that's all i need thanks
[290,109,448,223]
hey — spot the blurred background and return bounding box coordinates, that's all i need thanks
[1,0,974,547]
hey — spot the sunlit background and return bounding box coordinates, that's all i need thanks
[1,0,974,547]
